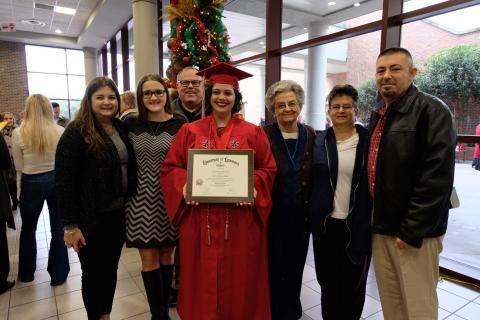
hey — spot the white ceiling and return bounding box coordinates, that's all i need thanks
[0,0,132,48]
[0,0,384,50]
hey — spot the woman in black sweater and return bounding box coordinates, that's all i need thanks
[55,77,135,320]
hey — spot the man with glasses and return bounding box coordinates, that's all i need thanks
[172,67,205,122]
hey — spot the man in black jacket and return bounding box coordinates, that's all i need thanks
[368,47,456,320]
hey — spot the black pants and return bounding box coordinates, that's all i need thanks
[0,220,10,287]
[7,182,18,209]
[314,217,370,320]
[78,211,125,319]
[268,213,310,320]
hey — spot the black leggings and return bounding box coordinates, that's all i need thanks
[78,212,125,319]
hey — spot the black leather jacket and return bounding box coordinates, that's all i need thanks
[368,85,456,248]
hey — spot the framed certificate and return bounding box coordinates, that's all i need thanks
[186,149,254,203]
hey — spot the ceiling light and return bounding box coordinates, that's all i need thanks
[259,41,265,45]
[20,18,46,27]
[55,29,63,34]
[54,6,76,15]
[328,1,336,5]
[354,2,361,6]
[303,27,308,30]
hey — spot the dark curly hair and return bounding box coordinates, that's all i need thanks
[204,84,243,116]
[326,84,358,110]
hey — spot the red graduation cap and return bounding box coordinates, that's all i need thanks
[196,62,253,90]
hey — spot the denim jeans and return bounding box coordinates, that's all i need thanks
[18,171,69,284]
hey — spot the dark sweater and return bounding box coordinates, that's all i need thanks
[0,135,14,228]
[55,118,135,235]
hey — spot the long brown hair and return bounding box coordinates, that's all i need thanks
[75,77,120,154]
[136,74,172,121]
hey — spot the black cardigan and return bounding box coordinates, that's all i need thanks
[55,118,135,235]
[263,122,315,233]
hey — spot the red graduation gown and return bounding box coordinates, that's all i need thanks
[160,116,276,320]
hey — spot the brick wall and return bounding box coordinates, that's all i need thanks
[326,72,347,93]
[344,20,480,134]
[0,41,28,119]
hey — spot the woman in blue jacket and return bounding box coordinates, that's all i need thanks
[310,84,372,320]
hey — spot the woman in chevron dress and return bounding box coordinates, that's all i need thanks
[124,74,186,320]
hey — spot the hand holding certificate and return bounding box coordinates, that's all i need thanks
[185,149,254,203]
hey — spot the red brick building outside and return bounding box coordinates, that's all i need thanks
[0,41,28,120]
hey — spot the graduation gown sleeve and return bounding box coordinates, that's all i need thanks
[252,125,277,226]
[160,123,189,225]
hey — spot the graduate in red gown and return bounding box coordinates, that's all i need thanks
[160,63,277,320]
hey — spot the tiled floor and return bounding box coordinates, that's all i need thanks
[1,206,479,320]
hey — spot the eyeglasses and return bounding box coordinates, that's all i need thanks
[330,104,354,111]
[177,80,202,88]
[275,101,299,110]
[143,89,166,98]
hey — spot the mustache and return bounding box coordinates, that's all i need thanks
[381,80,395,85]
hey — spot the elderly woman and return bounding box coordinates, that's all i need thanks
[160,62,276,320]
[263,80,315,320]
[310,85,372,319]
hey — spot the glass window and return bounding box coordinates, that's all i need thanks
[27,73,69,99]
[25,45,67,74]
[401,4,480,272]
[280,31,381,129]
[66,49,85,75]
[223,4,267,56]
[129,61,136,91]
[25,45,86,117]
[69,100,81,119]
[117,66,124,93]
[107,42,112,78]
[128,19,135,90]
[403,0,450,13]
[282,0,382,48]
[237,62,265,126]
[116,32,123,92]
[68,75,86,100]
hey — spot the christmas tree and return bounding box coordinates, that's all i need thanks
[166,0,231,88]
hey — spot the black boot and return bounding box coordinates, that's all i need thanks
[161,265,174,320]
[141,269,166,320]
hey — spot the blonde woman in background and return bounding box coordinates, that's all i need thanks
[12,94,69,286]
[119,91,138,121]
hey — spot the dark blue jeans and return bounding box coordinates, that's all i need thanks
[18,171,69,284]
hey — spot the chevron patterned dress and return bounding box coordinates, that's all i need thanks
[125,115,186,248]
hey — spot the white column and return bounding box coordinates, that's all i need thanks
[83,47,98,84]
[305,21,329,130]
[259,67,266,122]
[132,0,159,84]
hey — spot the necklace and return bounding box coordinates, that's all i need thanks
[148,121,162,139]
